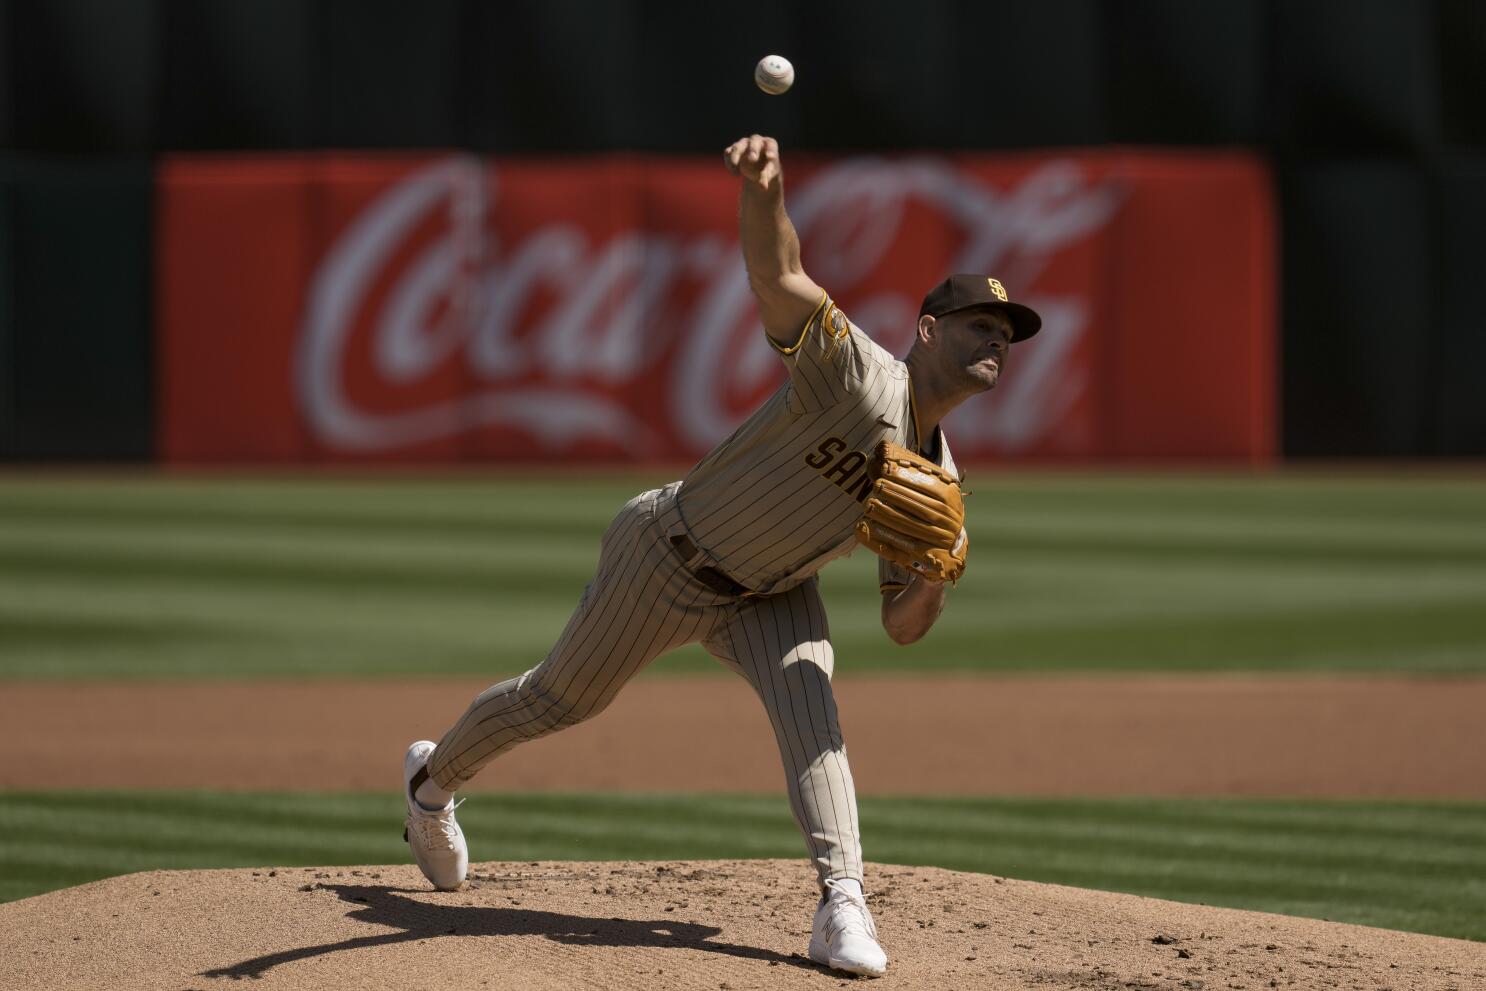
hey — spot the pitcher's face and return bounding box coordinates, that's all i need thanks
[929,308,1013,392]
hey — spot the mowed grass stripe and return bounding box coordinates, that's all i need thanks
[3,473,1484,678]
[3,472,1481,517]
[967,474,1486,524]
[0,536,598,594]
[885,797,1486,845]
[9,519,1486,602]
[0,792,1481,942]
[0,519,608,567]
[9,552,1483,635]
[6,483,1485,560]
[884,814,1485,871]
[3,585,1482,676]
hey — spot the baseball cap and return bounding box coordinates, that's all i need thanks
[919,274,1042,342]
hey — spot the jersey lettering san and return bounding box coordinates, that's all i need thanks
[804,437,874,504]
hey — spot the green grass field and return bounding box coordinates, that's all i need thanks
[2,792,1482,942]
[2,472,1484,678]
[3,472,1483,944]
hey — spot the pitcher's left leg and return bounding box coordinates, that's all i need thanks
[703,578,863,887]
[704,579,885,976]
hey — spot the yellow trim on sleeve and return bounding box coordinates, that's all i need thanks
[879,581,908,594]
[769,289,831,356]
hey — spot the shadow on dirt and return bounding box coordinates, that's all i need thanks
[200,882,817,980]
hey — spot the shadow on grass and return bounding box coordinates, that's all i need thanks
[200,882,819,980]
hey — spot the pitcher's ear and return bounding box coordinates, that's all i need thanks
[917,313,937,346]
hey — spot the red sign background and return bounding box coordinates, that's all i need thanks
[157,152,1276,464]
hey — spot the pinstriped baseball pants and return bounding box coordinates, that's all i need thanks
[426,482,863,887]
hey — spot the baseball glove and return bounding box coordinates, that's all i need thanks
[855,440,968,583]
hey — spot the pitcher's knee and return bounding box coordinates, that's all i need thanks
[517,675,606,737]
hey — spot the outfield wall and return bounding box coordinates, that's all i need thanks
[154,152,1276,465]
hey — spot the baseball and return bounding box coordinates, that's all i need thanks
[754,55,795,95]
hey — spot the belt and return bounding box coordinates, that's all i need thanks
[668,533,755,598]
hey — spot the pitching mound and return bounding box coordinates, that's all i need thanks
[5,861,1481,990]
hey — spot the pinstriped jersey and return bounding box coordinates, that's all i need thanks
[676,291,958,595]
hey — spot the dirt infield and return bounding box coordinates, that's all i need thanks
[4,675,1484,796]
[5,859,1482,990]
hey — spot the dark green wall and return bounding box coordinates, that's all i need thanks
[0,157,153,459]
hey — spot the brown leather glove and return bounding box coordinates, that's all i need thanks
[855,440,968,583]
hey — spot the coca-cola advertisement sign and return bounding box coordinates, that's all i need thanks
[158,152,1275,463]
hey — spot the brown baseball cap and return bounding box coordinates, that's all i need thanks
[919,274,1042,341]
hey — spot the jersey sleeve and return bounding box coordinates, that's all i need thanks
[769,290,897,410]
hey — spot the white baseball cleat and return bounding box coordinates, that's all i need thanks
[808,878,889,977]
[402,740,468,891]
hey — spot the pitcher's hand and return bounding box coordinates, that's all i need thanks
[724,134,781,190]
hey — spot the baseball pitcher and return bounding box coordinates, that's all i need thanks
[402,134,1042,978]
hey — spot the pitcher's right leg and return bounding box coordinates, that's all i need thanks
[424,489,720,793]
